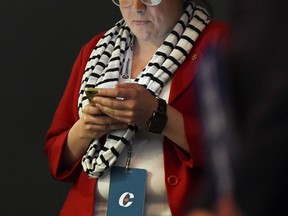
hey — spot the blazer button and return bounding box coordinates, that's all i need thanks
[167,175,179,186]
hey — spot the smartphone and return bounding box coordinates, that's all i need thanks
[84,87,99,102]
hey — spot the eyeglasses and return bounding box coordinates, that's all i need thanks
[112,0,161,8]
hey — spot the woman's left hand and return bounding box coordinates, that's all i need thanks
[93,83,190,152]
[91,83,158,128]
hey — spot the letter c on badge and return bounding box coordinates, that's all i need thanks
[119,192,134,207]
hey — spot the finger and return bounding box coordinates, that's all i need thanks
[83,104,103,115]
[94,84,142,100]
[94,88,122,98]
[115,83,142,89]
[95,96,128,110]
[84,122,128,132]
[93,104,132,123]
[104,122,129,131]
[83,113,123,125]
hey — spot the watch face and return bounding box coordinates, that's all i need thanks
[146,112,167,134]
[146,97,168,134]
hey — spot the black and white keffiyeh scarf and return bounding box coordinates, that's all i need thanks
[79,1,210,178]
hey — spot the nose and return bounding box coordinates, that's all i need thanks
[131,0,146,12]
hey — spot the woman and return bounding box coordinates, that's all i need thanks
[44,0,229,215]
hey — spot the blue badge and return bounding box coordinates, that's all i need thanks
[107,166,147,216]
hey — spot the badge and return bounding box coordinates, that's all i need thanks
[107,166,147,216]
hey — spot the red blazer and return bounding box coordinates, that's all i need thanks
[44,21,229,216]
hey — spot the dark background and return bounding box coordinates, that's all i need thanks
[0,1,229,215]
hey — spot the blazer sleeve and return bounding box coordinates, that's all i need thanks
[44,34,104,181]
[168,21,230,169]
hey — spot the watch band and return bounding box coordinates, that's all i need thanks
[156,97,167,115]
[145,97,168,134]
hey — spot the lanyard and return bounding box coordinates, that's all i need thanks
[121,39,134,171]
[125,140,133,171]
[120,39,134,83]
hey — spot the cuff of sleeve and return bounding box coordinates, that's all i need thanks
[178,113,205,168]
[45,131,81,181]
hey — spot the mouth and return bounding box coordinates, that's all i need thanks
[133,20,149,25]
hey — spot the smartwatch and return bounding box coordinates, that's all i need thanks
[145,97,168,134]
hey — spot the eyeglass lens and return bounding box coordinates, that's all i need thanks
[112,0,161,7]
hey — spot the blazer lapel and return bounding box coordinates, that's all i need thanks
[169,47,203,104]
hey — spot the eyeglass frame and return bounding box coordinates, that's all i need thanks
[112,0,162,8]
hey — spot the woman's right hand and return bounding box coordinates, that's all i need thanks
[62,103,128,168]
[79,103,129,140]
